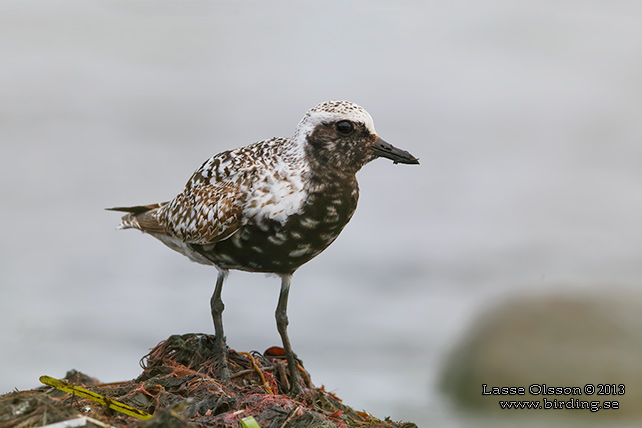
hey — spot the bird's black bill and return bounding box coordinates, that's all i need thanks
[371,137,419,165]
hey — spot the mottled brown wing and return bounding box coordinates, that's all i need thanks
[156,181,244,245]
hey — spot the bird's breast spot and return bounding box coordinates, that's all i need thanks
[319,232,337,242]
[231,234,244,248]
[299,217,320,229]
[267,234,286,245]
[288,245,313,258]
[290,230,302,239]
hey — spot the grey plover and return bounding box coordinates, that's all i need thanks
[109,100,419,394]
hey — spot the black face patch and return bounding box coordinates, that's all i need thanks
[305,121,376,173]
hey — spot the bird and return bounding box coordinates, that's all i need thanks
[108,100,419,394]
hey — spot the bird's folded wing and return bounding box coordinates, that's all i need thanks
[157,181,244,245]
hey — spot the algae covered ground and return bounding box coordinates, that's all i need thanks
[1,334,417,428]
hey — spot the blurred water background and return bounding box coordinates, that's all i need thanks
[1,1,642,426]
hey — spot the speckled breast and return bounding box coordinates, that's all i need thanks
[190,182,359,274]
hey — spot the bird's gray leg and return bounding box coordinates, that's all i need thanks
[211,269,231,381]
[276,274,302,395]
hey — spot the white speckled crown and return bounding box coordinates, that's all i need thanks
[293,100,377,143]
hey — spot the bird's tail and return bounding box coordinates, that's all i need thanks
[106,203,167,234]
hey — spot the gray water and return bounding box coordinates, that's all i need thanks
[2,1,642,426]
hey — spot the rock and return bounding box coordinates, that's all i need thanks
[440,292,642,418]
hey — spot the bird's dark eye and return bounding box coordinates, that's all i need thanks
[336,120,354,135]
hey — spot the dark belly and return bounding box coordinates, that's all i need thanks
[190,190,358,274]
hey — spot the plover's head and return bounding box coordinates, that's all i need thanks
[293,100,419,173]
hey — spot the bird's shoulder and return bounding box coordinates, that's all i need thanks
[189,137,297,188]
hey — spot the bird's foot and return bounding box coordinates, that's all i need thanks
[217,365,231,382]
[213,335,231,382]
[286,355,308,396]
[288,377,303,396]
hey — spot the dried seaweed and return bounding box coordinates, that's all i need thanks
[1,334,417,428]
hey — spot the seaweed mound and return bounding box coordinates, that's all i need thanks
[1,334,417,428]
